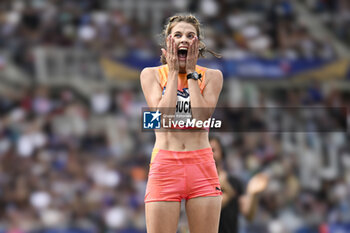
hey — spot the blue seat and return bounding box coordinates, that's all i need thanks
[295,227,318,233]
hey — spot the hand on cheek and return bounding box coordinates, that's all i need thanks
[186,36,199,74]
[162,35,179,72]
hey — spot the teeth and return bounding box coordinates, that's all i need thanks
[179,48,188,51]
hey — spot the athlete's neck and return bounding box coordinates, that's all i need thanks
[179,66,187,74]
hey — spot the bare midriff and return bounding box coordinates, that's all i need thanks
[154,131,210,151]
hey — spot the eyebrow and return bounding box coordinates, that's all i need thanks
[173,31,196,34]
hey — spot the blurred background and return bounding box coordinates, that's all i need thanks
[0,0,350,233]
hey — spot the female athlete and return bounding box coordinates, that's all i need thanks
[140,14,223,233]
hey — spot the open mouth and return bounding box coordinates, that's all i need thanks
[178,48,188,60]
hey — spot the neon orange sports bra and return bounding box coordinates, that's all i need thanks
[158,64,207,94]
[157,65,208,130]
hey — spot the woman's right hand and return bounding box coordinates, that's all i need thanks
[161,35,179,73]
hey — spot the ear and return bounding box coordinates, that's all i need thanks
[161,48,167,57]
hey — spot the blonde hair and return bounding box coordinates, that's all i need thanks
[160,14,221,64]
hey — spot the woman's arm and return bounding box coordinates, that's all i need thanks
[239,173,269,221]
[140,68,178,110]
[239,193,259,222]
[185,37,223,121]
[140,68,162,109]
[187,69,223,121]
[140,35,179,110]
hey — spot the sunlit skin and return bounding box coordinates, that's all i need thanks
[141,19,224,233]
[161,22,199,74]
[141,21,223,151]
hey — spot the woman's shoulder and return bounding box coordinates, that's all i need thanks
[141,65,167,75]
[141,66,157,74]
[140,66,162,80]
[204,68,223,83]
[196,65,222,75]
[140,66,166,89]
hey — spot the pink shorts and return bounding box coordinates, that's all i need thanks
[144,147,222,203]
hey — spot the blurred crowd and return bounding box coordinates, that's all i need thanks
[306,0,350,47]
[0,81,349,233]
[0,0,350,233]
[216,81,350,233]
[0,85,149,232]
[0,0,338,75]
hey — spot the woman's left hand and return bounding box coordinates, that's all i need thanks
[186,36,199,74]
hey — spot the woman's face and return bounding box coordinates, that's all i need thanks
[169,22,197,70]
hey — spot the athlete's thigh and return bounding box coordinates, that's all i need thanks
[185,196,222,233]
[146,201,181,233]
